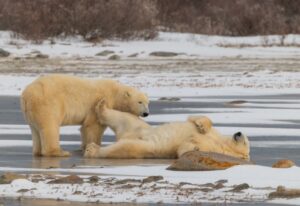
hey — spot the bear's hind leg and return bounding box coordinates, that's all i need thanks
[30,125,42,156]
[39,123,70,157]
[177,138,201,157]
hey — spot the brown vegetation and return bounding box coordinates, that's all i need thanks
[0,0,157,41]
[0,0,300,40]
[272,159,296,168]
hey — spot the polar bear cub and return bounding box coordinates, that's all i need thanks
[85,99,250,160]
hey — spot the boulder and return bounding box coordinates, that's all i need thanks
[272,159,295,168]
[47,175,83,184]
[128,53,139,57]
[35,54,49,59]
[167,151,251,171]
[0,172,27,184]
[142,176,163,184]
[95,50,114,56]
[158,97,181,101]
[269,186,300,199]
[108,54,121,60]
[149,51,179,57]
[0,48,10,57]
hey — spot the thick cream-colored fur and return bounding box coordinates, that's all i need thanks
[21,74,149,157]
[85,100,250,160]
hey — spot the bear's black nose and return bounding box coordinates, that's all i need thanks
[142,112,149,117]
[233,132,242,141]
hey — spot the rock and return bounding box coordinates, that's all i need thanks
[214,182,225,189]
[47,175,83,184]
[30,50,41,54]
[167,151,251,171]
[199,188,213,192]
[272,159,295,168]
[119,184,138,189]
[0,172,27,184]
[215,179,228,184]
[269,186,300,199]
[228,183,250,192]
[88,176,99,183]
[0,48,10,57]
[158,97,181,101]
[149,51,179,57]
[17,189,30,193]
[95,50,114,56]
[128,53,139,57]
[227,100,248,105]
[35,54,49,59]
[108,54,121,60]
[142,176,163,184]
[115,178,141,184]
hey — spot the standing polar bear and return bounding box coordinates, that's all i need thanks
[84,99,250,160]
[21,74,149,157]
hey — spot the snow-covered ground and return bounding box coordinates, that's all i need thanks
[0,31,300,204]
[1,31,300,59]
[0,165,299,204]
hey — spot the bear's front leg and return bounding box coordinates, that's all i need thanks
[39,123,70,157]
[81,120,106,150]
[84,143,102,158]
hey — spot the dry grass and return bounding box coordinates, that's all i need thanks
[1,0,300,41]
[0,0,157,41]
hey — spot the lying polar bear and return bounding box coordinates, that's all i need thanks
[84,99,250,160]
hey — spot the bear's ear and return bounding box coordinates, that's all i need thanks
[124,91,131,98]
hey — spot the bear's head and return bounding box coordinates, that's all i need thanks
[194,131,250,160]
[120,87,150,117]
[188,116,250,160]
[230,131,250,160]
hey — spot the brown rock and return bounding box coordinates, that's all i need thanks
[0,48,10,57]
[115,178,141,184]
[88,176,99,183]
[158,97,181,101]
[214,182,225,189]
[0,172,27,184]
[272,159,295,168]
[142,176,163,184]
[17,189,30,193]
[167,151,251,171]
[47,175,83,184]
[95,50,114,56]
[35,54,49,59]
[128,53,139,57]
[149,51,179,57]
[228,183,250,192]
[269,186,300,199]
[108,54,121,60]
[215,179,228,184]
[227,100,248,105]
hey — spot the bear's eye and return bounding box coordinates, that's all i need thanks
[138,101,142,104]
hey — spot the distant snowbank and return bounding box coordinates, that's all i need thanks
[1,31,300,59]
[1,73,300,96]
[158,32,300,47]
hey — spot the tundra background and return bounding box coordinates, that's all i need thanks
[1,0,300,205]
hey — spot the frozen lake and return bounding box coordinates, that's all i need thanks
[1,94,300,169]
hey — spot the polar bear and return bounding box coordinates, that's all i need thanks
[84,99,250,160]
[21,74,149,157]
